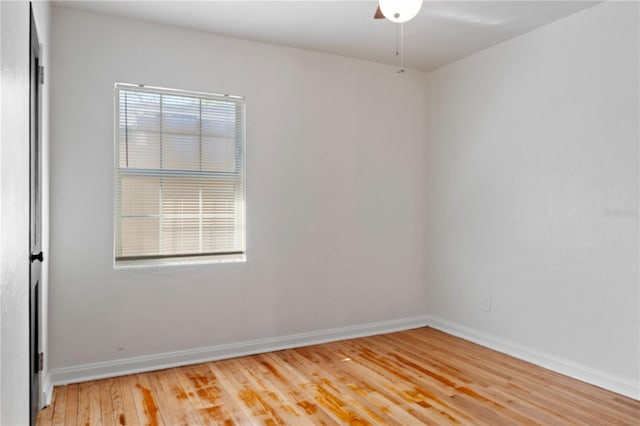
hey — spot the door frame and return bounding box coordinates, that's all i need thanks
[29,4,43,424]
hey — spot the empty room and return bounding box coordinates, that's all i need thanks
[1,0,639,424]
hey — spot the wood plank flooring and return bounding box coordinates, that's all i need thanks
[37,327,640,425]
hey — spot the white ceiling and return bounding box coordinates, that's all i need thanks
[53,1,600,72]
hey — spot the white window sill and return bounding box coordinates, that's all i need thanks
[114,253,246,269]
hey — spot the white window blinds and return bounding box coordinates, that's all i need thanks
[114,84,245,265]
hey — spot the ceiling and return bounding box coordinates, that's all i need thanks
[53,1,600,72]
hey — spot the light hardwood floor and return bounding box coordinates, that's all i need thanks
[37,327,640,425]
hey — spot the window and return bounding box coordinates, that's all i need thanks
[114,83,245,266]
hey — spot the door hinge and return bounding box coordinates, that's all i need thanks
[38,352,44,372]
[39,66,44,85]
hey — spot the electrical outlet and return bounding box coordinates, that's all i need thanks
[482,296,492,312]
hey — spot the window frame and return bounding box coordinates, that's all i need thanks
[113,83,246,268]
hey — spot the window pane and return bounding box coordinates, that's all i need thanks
[120,91,161,132]
[201,180,236,214]
[202,218,237,252]
[120,177,160,216]
[119,91,161,169]
[120,217,160,257]
[202,137,236,172]
[202,99,236,138]
[161,178,201,214]
[160,218,200,255]
[162,95,200,135]
[124,130,161,169]
[160,178,202,255]
[162,134,200,171]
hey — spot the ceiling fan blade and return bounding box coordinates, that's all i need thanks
[374,5,384,19]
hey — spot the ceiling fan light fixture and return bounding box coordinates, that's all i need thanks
[379,0,423,23]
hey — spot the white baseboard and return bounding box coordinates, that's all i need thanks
[49,315,430,387]
[427,316,640,400]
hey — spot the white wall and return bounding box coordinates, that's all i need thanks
[49,7,428,377]
[0,0,51,422]
[425,1,639,397]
